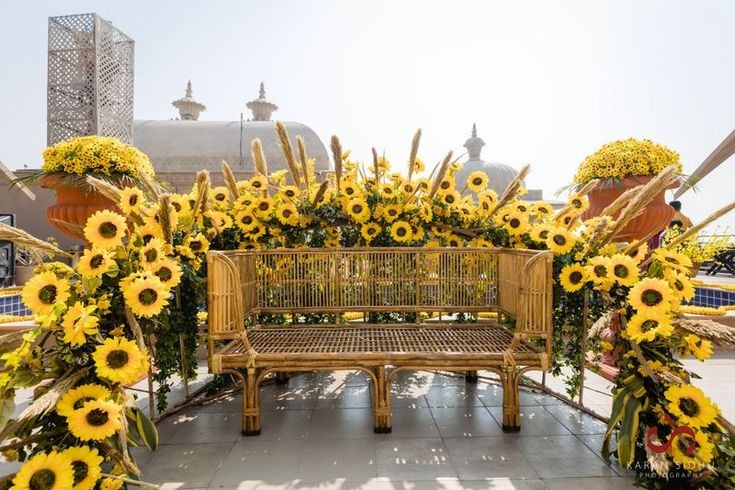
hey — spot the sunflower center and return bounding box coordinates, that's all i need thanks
[594,265,608,277]
[282,209,293,218]
[679,397,700,417]
[73,396,95,410]
[641,319,658,332]
[553,235,567,246]
[396,227,407,237]
[509,218,521,228]
[472,177,483,186]
[29,469,56,490]
[571,199,582,208]
[144,249,158,262]
[286,189,296,197]
[72,461,89,485]
[642,289,663,307]
[252,181,262,188]
[440,180,451,190]
[569,271,583,284]
[539,230,549,240]
[171,201,182,212]
[216,193,226,201]
[352,204,363,214]
[241,215,253,225]
[190,241,202,252]
[139,288,159,306]
[258,202,269,211]
[106,349,130,369]
[38,284,58,304]
[99,222,118,239]
[129,194,139,206]
[86,407,110,427]
[614,264,629,278]
[90,254,105,268]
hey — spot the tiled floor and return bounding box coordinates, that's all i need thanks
[136,370,634,489]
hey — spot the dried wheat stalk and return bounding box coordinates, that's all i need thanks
[372,147,380,185]
[674,318,735,349]
[251,138,268,177]
[330,135,343,194]
[86,176,122,203]
[406,129,422,182]
[190,171,210,220]
[311,180,330,206]
[297,136,310,190]
[221,161,239,201]
[428,151,454,199]
[495,164,531,210]
[157,194,174,245]
[275,121,302,187]
[0,223,70,258]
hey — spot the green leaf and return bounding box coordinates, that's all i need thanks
[617,395,643,468]
[602,387,629,463]
[135,408,159,451]
[0,398,15,432]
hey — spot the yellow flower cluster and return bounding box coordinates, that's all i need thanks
[679,304,727,316]
[574,138,682,184]
[661,227,730,264]
[42,135,155,180]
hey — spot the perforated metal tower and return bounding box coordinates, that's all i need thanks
[47,13,134,145]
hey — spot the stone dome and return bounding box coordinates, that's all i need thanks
[455,124,520,196]
[132,120,332,175]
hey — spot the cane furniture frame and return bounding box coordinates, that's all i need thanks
[206,247,553,435]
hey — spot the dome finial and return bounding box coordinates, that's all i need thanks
[247,82,279,121]
[464,123,485,160]
[172,80,206,121]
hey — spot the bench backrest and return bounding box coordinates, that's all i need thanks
[207,246,553,344]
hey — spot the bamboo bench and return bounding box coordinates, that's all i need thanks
[206,247,553,435]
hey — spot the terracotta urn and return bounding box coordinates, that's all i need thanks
[581,176,678,242]
[39,174,118,241]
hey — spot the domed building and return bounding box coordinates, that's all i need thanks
[455,124,543,201]
[133,82,332,191]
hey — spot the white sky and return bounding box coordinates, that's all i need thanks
[0,0,733,228]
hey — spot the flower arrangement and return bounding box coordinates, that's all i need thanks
[1,125,734,488]
[661,226,730,265]
[40,136,155,182]
[574,138,682,184]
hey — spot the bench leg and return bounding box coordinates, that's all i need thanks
[242,368,261,436]
[465,370,479,384]
[501,366,521,432]
[373,366,392,433]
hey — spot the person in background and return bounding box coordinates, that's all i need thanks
[669,200,693,230]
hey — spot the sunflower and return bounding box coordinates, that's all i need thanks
[210,186,230,204]
[532,201,554,218]
[345,198,371,223]
[77,247,115,278]
[253,197,275,219]
[625,311,673,342]
[148,258,183,288]
[447,235,463,247]
[139,238,168,266]
[466,171,489,192]
[503,211,529,236]
[62,302,99,347]
[559,263,587,292]
[390,221,413,243]
[248,175,268,192]
[567,193,589,212]
[670,429,714,471]
[664,384,719,428]
[411,224,425,241]
[11,451,74,490]
[21,271,71,316]
[664,270,695,303]
[243,224,266,240]
[56,383,111,418]
[684,334,713,361]
[628,242,649,263]
[275,203,300,226]
[93,337,148,385]
[84,210,127,249]
[61,446,104,490]
[609,254,640,287]
[380,184,397,198]
[652,249,693,273]
[169,193,191,216]
[137,221,164,243]
[67,399,122,441]
[280,185,301,200]
[121,273,169,318]
[100,477,125,490]
[529,224,552,244]
[382,204,402,223]
[545,227,576,254]
[431,225,451,238]
[361,223,381,242]
[412,158,426,173]
[477,190,498,213]
[234,208,258,232]
[119,187,145,215]
[436,176,455,195]
[628,278,674,316]
[234,194,256,210]
[186,233,210,255]
[401,181,416,195]
[441,191,460,207]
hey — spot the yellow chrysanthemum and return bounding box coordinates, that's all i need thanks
[119,187,145,215]
[361,223,381,242]
[62,302,99,347]
[503,211,529,236]
[93,337,148,385]
[21,271,71,316]
[390,220,413,243]
[60,446,104,490]
[345,198,371,223]
[670,429,714,471]
[684,334,713,361]
[11,451,74,490]
[625,311,673,343]
[609,254,640,287]
[559,263,587,292]
[545,227,576,254]
[121,273,169,318]
[67,399,122,441]
[628,278,674,316]
[56,383,111,418]
[148,258,183,288]
[652,249,693,273]
[84,210,127,249]
[275,203,300,226]
[664,384,719,428]
[77,247,115,278]
[466,171,489,192]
